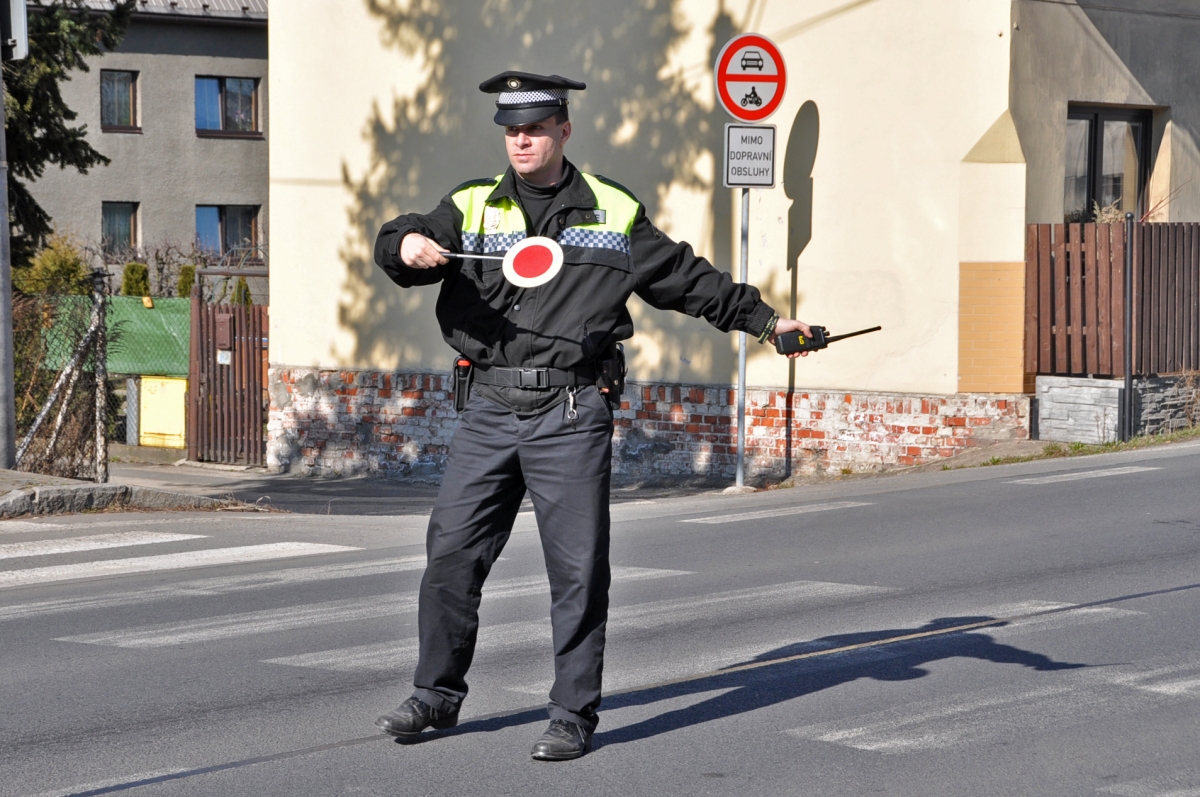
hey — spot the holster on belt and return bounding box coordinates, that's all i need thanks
[596,343,626,405]
[453,356,473,413]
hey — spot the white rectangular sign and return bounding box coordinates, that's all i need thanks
[724,123,776,188]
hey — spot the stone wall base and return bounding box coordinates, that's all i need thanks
[267,367,1030,483]
[1035,374,1200,444]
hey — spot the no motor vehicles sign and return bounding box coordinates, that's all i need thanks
[714,33,787,123]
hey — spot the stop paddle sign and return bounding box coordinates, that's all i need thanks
[501,237,564,288]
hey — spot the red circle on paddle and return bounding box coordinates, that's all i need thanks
[513,244,554,278]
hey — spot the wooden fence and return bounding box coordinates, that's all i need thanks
[1024,222,1200,377]
[188,301,268,465]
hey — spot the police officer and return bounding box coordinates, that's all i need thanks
[373,71,811,760]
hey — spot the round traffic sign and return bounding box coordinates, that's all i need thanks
[502,236,564,288]
[714,33,787,122]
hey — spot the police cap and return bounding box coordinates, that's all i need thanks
[479,71,586,126]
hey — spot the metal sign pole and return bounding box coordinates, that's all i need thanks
[735,187,749,488]
[0,76,17,469]
[1123,212,1134,441]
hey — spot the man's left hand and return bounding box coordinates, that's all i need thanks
[769,318,813,359]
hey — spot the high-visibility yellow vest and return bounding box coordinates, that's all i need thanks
[450,173,639,262]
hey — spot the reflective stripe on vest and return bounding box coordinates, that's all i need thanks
[451,176,527,254]
[451,172,640,262]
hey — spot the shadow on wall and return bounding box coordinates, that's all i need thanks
[338,0,751,381]
[780,100,818,476]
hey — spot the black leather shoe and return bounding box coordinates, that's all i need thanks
[530,719,592,761]
[375,697,458,741]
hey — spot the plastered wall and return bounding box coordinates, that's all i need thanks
[1011,0,1200,224]
[28,19,269,252]
[269,0,1018,395]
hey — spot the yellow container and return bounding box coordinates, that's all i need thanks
[139,377,187,448]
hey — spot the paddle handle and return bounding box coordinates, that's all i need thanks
[437,251,505,262]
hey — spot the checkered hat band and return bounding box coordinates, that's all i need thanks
[497,88,569,106]
[557,228,631,255]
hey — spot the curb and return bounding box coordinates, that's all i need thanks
[0,484,236,519]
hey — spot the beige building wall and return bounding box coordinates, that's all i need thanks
[269,0,1019,395]
[957,111,1028,394]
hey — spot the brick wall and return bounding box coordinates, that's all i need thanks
[268,367,1030,482]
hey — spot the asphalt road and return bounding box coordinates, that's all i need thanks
[2,443,1199,796]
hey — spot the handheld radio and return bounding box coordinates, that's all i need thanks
[775,325,882,355]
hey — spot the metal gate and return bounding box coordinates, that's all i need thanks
[188,296,268,465]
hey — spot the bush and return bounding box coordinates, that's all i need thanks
[121,261,150,296]
[232,276,252,307]
[177,264,196,298]
[14,235,91,295]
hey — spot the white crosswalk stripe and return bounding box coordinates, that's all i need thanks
[785,655,1200,754]
[0,543,360,588]
[264,579,892,672]
[0,555,428,623]
[679,501,872,524]
[55,566,688,648]
[1099,772,1200,797]
[0,531,206,560]
[1008,465,1159,485]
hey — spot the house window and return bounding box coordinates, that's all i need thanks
[195,77,259,136]
[101,70,138,131]
[1064,107,1150,223]
[102,202,138,255]
[196,205,258,253]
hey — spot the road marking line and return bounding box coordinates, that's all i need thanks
[0,543,359,589]
[21,768,191,797]
[1100,773,1200,797]
[55,567,688,648]
[0,555,429,623]
[265,578,890,672]
[787,653,1200,755]
[679,501,872,524]
[1008,465,1160,485]
[0,531,206,560]
[1108,663,1200,697]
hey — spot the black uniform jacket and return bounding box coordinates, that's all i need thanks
[374,161,776,382]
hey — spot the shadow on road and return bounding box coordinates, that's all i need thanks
[424,616,1087,747]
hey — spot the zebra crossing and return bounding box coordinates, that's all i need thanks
[1,510,1195,791]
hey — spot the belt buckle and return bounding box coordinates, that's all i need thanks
[518,368,547,389]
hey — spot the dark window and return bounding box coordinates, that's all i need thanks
[1064,106,1150,223]
[196,205,258,253]
[195,76,260,137]
[101,70,138,131]
[102,202,138,255]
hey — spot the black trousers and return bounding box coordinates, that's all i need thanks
[410,386,613,731]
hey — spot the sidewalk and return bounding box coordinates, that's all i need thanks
[4,437,1052,519]
[0,468,230,518]
[109,462,444,515]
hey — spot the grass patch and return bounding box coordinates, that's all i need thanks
[975,425,1200,468]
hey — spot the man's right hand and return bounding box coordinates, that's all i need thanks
[400,233,450,269]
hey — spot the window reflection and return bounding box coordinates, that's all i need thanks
[1063,108,1148,223]
[101,71,136,129]
[1101,121,1142,215]
[1064,118,1090,223]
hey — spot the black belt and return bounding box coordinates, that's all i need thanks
[471,364,597,389]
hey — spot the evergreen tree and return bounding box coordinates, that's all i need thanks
[4,0,135,268]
